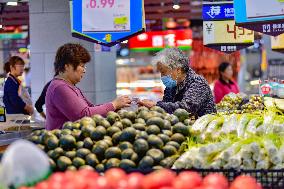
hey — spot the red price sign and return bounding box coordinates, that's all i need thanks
[86,0,115,8]
[226,24,253,39]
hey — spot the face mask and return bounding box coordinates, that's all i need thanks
[161,75,177,88]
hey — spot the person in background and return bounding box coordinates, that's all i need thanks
[3,56,34,115]
[213,62,240,103]
[139,48,216,117]
[35,80,52,119]
[45,43,131,130]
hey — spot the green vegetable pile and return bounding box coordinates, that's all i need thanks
[189,110,284,142]
[173,134,284,170]
[28,107,193,172]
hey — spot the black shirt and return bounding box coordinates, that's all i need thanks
[35,81,52,113]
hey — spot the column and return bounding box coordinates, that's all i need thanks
[29,0,117,105]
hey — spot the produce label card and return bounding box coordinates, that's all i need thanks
[246,0,284,19]
[203,20,254,45]
[82,0,131,32]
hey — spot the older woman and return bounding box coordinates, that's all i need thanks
[139,48,216,117]
[45,43,131,130]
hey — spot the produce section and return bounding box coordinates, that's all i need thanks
[3,95,284,188]
[28,107,192,172]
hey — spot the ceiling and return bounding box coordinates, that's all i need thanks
[0,0,202,31]
[144,0,202,20]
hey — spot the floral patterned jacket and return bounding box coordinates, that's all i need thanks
[157,69,216,117]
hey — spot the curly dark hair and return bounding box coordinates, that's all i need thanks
[54,43,91,75]
[3,56,25,73]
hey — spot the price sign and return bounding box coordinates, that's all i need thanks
[0,107,6,122]
[204,20,254,45]
[203,0,254,53]
[234,0,284,36]
[271,34,284,53]
[70,0,145,46]
[82,0,130,32]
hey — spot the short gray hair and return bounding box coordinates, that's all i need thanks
[152,48,189,72]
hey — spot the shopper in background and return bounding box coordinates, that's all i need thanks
[35,80,52,119]
[214,62,240,103]
[45,43,131,130]
[3,56,34,115]
[139,48,216,117]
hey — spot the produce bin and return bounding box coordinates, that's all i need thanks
[183,169,284,189]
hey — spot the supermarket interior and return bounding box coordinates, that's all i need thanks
[1,0,284,188]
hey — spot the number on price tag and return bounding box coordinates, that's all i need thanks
[86,0,115,8]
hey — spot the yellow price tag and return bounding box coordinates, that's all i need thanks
[0,107,4,114]
[114,17,128,25]
[105,34,112,42]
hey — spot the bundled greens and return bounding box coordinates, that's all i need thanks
[188,110,284,143]
[173,135,284,170]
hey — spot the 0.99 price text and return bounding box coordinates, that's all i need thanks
[86,0,115,9]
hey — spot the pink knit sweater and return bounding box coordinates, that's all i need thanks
[45,79,114,130]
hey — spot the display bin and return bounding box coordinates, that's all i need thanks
[177,169,284,189]
[128,168,284,189]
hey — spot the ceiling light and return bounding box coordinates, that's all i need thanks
[173,0,180,10]
[7,2,18,6]
[173,4,180,9]
[0,25,3,29]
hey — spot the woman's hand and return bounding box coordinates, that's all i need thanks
[138,99,156,108]
[24,104,34,115]
[112,95,131,110]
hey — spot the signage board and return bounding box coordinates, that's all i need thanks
[271,34,284,53]
[129,29,192,51]
[234,0,284,36]
[70,0,145,46]
[203,0,254,53]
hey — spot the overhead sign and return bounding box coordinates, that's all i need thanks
[203,0,254,53]
[129,29,192,51]
[202,3,234,21]
[271,34,284,53]
[234,0,284,36]
[70,0,145,46]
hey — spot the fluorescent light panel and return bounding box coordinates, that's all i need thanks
[7,2,18,6]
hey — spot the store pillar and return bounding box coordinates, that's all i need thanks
[29,0,117,106]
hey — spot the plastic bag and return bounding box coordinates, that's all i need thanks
[122,97,139,111]
[0,140,50,188]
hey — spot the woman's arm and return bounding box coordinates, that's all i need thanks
[213,81,224,103]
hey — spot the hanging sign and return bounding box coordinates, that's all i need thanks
[70,0,145,46]
[234,0,284,36]
[129,29,192,51]
[203,0,254,53]
[271,34,284,53]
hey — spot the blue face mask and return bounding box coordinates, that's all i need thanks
[161,75,177,88]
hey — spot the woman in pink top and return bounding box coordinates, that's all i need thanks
[45,43,131,130]
[213,62,240,103]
